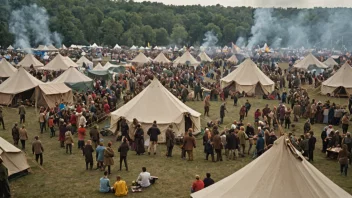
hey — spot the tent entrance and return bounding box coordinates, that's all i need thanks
[185,114,193,132]
[13,88,35,106]
[254,83,265,95]
[333,86,348,98]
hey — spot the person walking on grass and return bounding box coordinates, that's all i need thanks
[219,102,228,125]
[12,123,20,147]
[65,131,74,154]
[32,136,44,166]
[147,121,161,155]
[78,124,86,150]
[83,140,94,170]
[18,103,26,124]
[0,156,11,198]
[104,142,115,175]
[39,109,46,134]
[204,95,210,116]
[19,125,28,150]
[118,138,129,171]
[338,144,350,176]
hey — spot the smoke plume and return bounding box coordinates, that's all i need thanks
[201,31,218,55]
[9,4,62,52]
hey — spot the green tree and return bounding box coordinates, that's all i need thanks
[170,24,188,45]
[141,25,156,46]
[155,28,169,46]
[205,23,222,40]
[223,23,237,43]
[101,17,124,46]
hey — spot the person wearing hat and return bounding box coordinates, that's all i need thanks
[32,136,44,166]
[0,156,11,198]
[191,175,204,193]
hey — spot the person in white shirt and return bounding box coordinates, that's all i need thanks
[136,167,151,188]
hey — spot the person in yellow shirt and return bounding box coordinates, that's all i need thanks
[113,176,128,197]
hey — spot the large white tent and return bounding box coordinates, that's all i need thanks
[7,45,14,50]
[41,54,78,71]
[227,55,239,64]
[197,51,212,62]
[321,62,352,96]
[294,53,328,70]
[324,57,339,67]
[92,63,107,71]
[130,52,150,64]
[0,59,17,78]
[110,78,201,142]
[0,137,30,177]
[173,51,199,66]
[17,54,44,68]
[113,44,121,49]
[220,58,274,95]
[153,52,171,64]
[76,56,93,67]
[191,136,352,198]
[51,67,93,91]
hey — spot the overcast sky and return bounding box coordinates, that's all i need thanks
[133,0,352,8]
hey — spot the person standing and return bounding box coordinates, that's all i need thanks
[118,138,129,171]
[342,114,349,134]
[0,156,11,198]
[165,125,175,157]
[147,121,161,155]
[134,124,145,155]
[113,176,128,197]
[32,136,44,166]
[19,125,28,150]
[96,142,106,170]
[104,142,115,175]
[203,173,214,188]
[203,129,214,161]
[308,131,316,162]
[39,109,46,134]
[212,131,222,161]
[226,129,238,160]
[245,100,251,117]
[48,116,55,138]
[204,95,210,116]
[77,125,86,150]
[65,131,74,154]
[338,144,350,176]
[239,105,246,121]
[83,140,94,170]
[245,123,255,154]
[70,112,77,134]
[183,130,196,161]
[18,103,26,124]
[256,133,265,157]
[12,123,20,147]
[219,102,228,124]
[237,126,246,157]
[59,122,67,148]
[0,106,5,130]
[89,125,100,148]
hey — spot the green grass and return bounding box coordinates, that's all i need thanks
[2,84,352,197]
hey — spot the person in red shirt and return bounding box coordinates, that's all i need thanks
[76,104,82,113]
[77,125,86,149]
[103,101,110,115]
[70,112,77,134]
[48,116,55,138]
[191,175,204,193]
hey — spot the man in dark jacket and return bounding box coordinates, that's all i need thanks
[183,131,196,161]
[12,123,20,146]
[212,132,222,162]
[147,121,161,155]
[0,156,11,198]
[226,129,238,160]
[165,125,175,157]
[308,131,317,162]
[118,138,129,171]
[89,125,100,148]
[203,173,214,188]
[220,102,228,124]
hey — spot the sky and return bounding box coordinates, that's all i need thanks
[133,0,352,8]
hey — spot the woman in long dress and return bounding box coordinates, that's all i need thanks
[134,124,145,155]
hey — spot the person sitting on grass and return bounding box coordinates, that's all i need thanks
[136,167,152,188]
[113,175,128,197]
[100,171,113,193]
[191,175,204,193]
[203,173,214,188]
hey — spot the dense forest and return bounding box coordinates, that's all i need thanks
[1,0,352,49]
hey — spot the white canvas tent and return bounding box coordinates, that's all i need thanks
[61,44,67,50]
[294,53,328,70]
[324,57,338,67]
[227,55,239,64]
[51,67,93,91]
[7,45,14,50]
[191,136,352,198]
[92,63,107,71]
[41,54,78,71]
[76,56,93,67]
[0,67,43,105]
[221,58,274,95]
[36,83,73,108]
[0,137,30,177]
[197,51,212,62]
[153,52,171,63]
[0,59,17,78]
[130,45,137,50]
[110,78,201,143]
[113,44,121,49]
[173,51,199,66]
[321,62,352,96]
[17,54,44,68]
[130,52,150,64]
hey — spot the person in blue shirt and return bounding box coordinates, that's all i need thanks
[100,171,112,193]
[59,100,65,111]
[256,133,265,157]
[96,142,106,170]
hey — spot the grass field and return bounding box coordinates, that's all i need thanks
[2,84,352,197]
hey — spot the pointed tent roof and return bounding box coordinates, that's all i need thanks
[91,43,98,48]
[191,136,352,198]
[42,54,78,71]
[7,45,14,50]
[324,57,338,67]
[111,78,200,124]
[198,51,213,62]
[322,62,352,88]
[131,52,150,64]
[130,45,137,50]
[62,44,67,50]
[113,44,121,49]
[0,67,43,94]
[47,45,58,51]
[92,63,107,71]
[0,59,17,78]
[17,54,44,68]
[294,53,328,70]
[227,55,239,64]
[174,51,199,66]
[76,56,93,67]
[52,67,92,84]
[153,52,171,63]
[221,58,274,86]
